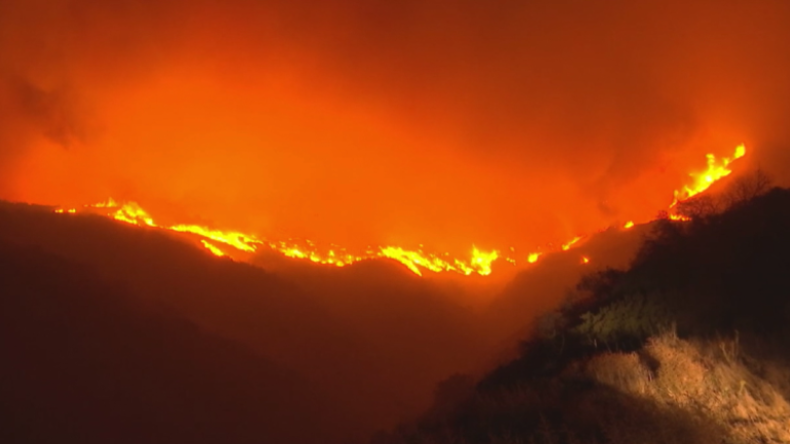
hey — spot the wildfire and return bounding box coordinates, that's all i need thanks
[97,200,155,226]
[561,236,583,251]
[201,240,225,257]
[668,213,692,222]
[171,224,261,253]
[53,199,500,276]
[271,240,362,267]
[49,145,747,277]
[672,144,746,205]
[471,247,499,275]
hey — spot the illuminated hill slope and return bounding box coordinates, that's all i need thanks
[374,185,790,444]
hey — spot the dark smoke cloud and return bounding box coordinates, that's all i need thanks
[1,0,789,253]
[10,79,86,147]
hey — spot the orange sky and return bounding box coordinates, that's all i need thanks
[1,0,789,256]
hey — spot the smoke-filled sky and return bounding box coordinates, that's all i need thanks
[2,0,790,255]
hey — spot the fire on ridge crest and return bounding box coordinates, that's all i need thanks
[672,144,746,205]
[51,145,746,276]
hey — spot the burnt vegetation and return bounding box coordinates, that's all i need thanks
[375,172,790,444]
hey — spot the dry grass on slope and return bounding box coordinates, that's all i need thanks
[378,332,790,444]
[584,331,790,444]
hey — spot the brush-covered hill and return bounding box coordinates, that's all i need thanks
[373,181,790,444]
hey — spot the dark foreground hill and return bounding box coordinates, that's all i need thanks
[374,185,790,444]
[0,202,489,442]
[0,184,739,443]
[0,196,654,443]
[0,240,330,444]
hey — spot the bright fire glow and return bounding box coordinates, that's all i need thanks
[672,144,746,205]
[561,236,583,251]
[50,145,746,277]
[201,240,226,257]
[53,199,500,276]
[171,224,261,253]
[470,247,499,275]
[379,247,452,276]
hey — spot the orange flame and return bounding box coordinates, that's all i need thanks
[379,247,448,276]
[171,225,261,253]
[561,236,582,251]
[49,145,747,276]
[470,247,499,275]
[52,199,501,276]
[377,246,498,276]
[201,240,226,257]
[673,144,746,205]
[668,213,691,222]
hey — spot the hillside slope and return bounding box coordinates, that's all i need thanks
[374,186,790,444]
[0,202,484,440]
[0,240,331,444]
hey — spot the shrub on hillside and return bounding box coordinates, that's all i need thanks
[572,291,676,350]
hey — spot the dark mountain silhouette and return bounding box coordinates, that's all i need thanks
[0,202,489,441]
[0,240,329,444]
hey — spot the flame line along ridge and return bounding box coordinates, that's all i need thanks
[50,144,746,275]
[51,199,502,276]
[672,144,746,206]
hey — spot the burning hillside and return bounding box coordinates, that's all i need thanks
[2,2,790,443]
[51,145,746,276]
[4,0,789,264]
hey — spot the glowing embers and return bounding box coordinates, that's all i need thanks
[673,144,746,205]
[271,239,361,267]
